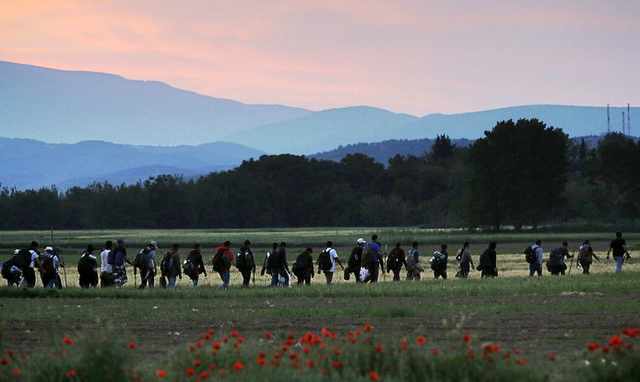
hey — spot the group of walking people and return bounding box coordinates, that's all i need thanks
[0,232,632,289]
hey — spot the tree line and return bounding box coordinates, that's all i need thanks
[1,119,638,230]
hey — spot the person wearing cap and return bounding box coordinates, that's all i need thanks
[78,244,98,288]
[100,241,114,287]
[139,241,158,289]
[346,239,366,282]
[1,250,23,287]
[40,246,61,288]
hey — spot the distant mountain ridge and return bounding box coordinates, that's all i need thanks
[0,60,310,145]
[0,138,264,190]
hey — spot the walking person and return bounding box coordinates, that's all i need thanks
[261,243,278,279]
[138,241,158,289]
[77,244,98,288]
[292,248,314,285]
[212,241,233,289]
[362,235,385,283]
[110,239,130,287]
[317,241,343,285]
[527,240,544,277]
[455,242,474,278]
[477,242,498,278]
[386,242,406,281]
[236,240,256,287]
[160,244,182,288]
[100,241,114,287]
[23,241,40,288]
[577,240,599,275]
[270,242,291,287]
[405,241,423,281]
[547,241,572,276]
[345,238,366,282]
[1,250,23,287]
[184,244,207,287]
[430,244,448,280]
[40,246,61,289]
[607,232,631,273]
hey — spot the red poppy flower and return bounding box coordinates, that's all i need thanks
[198,370,210,380]
[331,360,343,370]
[515,358,528,366]
[363,323,374,333]
[416,336,427,346]
[212,341,221,351]
[369,370,380,381]
[0,358,9,365]
[623,328,640,338]
[321,327,333,338]
[128,342,137,350]
[547,352,557,362]
[263,331,274,340]
[63,336,75,346]
[602,346,610,353]
[482,343,500,354]
[375,343,384,353]
[232,360,245,372]
[587,342,600,352]
[608,335,623,347]
[399,338,409,352]
[306,359,315,369]
[11,367,21,377]
[66,369,78,378]
[463,334,472,344]
[185,367,195,377]
[256,357,266,366]
[193,359,202,367]
[230,329,240,338]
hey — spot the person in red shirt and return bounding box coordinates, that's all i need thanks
[212,241,234,288]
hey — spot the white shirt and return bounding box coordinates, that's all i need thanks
[326,248,339,272]
[29,250,39,268]
[100,249,112,273]
[532,245,544,265]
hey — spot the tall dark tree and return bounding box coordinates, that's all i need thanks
[467,119,569,230]
[428,135,455,163]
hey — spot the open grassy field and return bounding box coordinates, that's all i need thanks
[0,228,638,381]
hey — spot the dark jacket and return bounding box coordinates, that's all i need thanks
[186,249,206,275]
[161,251,182,278]
[293,251,314,277]
[387,247,406,272]
[269,247,290,274]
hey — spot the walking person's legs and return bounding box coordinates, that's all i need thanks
[615,256,624,273]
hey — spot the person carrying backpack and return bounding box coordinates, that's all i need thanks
[430,244,448,279]
[236,240,256,287]
[77,244,98,288]
[21,241,40,288]
[477,242,498,278]
[269,242,291,287]
[212,241,233,289]
[386,242,407,281]
[405,241,423,280]
[362,235,385,283]
[40,246,61,288]
[100,241,115,287]
[455,242,474,279]
[607,232,631,273]
[138,241,158,289]
[317,241,343,285]
[261,243,278,278]
[1,250,23,287]
[527,240,544,277]
[293,248,314,285]
[547,241,572,276]
[160,244,182,288]
[345,238,366,282]
[110,239,130,287]
[184,243,207,287]
[577,240,599,275]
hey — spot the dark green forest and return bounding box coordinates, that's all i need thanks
[1,119,638,230]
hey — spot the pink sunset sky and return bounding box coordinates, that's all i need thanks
[1,0,638,115]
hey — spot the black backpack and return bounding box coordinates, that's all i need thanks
[318,249,332,271]
[212,250,229,273]
[524,246,536,264]
[236,249,254,271]
[549,248,564,267]
[77,253,94,274]
[348,247,362,270]
[134,249,147,270]
[40,254,55,276]
[14,249,31,269]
